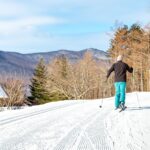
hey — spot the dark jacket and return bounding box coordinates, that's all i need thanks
[107,61,133,82]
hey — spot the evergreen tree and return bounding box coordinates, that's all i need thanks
[30,58,50,104]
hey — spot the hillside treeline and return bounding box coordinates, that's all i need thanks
[0,23,150,106]
[108,23,150,92]
[29,52,108,104]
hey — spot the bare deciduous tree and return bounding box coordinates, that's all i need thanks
[47,52,108,100]
[0,74,25,108]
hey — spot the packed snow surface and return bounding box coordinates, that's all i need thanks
[0,92,150,150]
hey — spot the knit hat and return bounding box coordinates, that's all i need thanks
[117,55,123,61]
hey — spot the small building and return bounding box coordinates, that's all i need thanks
[0,85,8,99]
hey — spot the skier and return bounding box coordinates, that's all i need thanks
[106,55,133,110]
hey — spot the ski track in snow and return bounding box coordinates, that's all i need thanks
[0,92,150,150]
[105,92,150,150]
[0,102,81,126]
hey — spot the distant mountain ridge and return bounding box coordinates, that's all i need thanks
[0,48,108,77]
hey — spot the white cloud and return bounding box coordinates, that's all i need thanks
[0,16,65,35]
[0,0,149,53]
[0,1,26,17]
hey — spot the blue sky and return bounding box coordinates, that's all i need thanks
[0,0,149,53]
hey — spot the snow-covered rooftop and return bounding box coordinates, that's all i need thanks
[0,85,8,98]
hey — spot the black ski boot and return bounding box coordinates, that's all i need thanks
[119,102,127,112]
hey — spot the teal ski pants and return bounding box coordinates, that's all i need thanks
[114,82,126,108]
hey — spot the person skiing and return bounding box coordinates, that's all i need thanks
[106,55,133,110]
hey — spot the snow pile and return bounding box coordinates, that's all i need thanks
[0,92,150,150]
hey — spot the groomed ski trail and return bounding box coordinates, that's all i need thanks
[0,92,150,150]
[0,99,114,150]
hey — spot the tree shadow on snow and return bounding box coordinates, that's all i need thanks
[126,106,150,111]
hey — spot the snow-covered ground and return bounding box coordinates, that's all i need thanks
[0,92,150,150]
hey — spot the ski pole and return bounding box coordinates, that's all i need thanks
[99,79,108,108]
[99,83,113,108]
[132,73,141,108]
[135,92,141,108]
[99,90,104,108]
[99,80,106,108]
